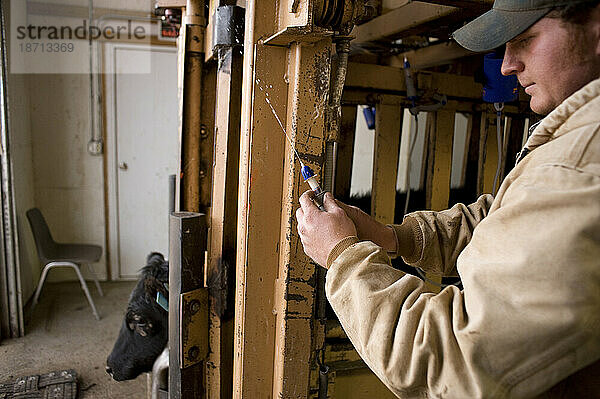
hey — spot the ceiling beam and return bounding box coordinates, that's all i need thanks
[352,1,457,44]
[385,41,475,70]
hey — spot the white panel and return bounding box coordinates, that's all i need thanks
[106,43,178,279]
[396,109,426,192]
[350,106,375,197]
[451,113,469,189]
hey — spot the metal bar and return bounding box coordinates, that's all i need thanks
[504,116,525,178]
[272,39,331,399]
[234,1,283,395]
[463,112,482,200]
[371,103,402,223]
[199,65,216,212]
[206,44,243,399]
[426,110,455,211]
[422,110,456,294]
[345,63,484,100]
[500,116,511,185]
[352,2,456,43]
[0,0,24,339]
[476,111,489,196]
[482,112,498,194]
[180,0,206,212]
[385,41,474,71]
[169,212,208,398]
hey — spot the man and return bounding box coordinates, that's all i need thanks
[296,1,600,397]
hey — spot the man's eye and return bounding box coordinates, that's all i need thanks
[515,36,533,47]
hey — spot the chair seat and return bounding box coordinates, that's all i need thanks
[45,243,102,264]
[27,207,104,320]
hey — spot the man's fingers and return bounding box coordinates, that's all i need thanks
[295,206,304,222]
[322,192,338,213]
[299,190,317,210]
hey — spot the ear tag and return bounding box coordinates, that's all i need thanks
[156,291,169,312]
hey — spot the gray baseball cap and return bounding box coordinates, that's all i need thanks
[453,0,587,52]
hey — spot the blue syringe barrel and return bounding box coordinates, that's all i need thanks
[301,164,326,211]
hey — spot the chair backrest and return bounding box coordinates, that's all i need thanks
[26,208,57,264]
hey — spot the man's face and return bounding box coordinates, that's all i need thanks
[501,15,600,115]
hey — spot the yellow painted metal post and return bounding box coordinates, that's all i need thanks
[234,0,335,396]
[179,0,207,212]
[477,111,489,196]
[272,40,331,398]
[426,109,455,211]
[424,110,455,292]
[235,1,289,397]
[482,112,499,194]
[206,46,243,399]
[372,102,402,223]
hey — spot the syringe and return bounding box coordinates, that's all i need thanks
[300,163,326,211]
[264,94,327,211]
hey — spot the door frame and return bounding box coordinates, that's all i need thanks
[104,42,177,280]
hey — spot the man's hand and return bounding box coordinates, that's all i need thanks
[335,201,397,254]
[296,191,357,267]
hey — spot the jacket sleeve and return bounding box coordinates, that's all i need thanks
[326,165,600,398]
[398,194,494,276]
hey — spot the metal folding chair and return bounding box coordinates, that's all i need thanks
[26,208,104,320]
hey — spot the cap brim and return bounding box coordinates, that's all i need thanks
[452,8,549,52]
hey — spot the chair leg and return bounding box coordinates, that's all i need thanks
[31,263,54,311]
[86,263,104,297]
[71,265,101,321]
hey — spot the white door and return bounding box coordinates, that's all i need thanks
[105,43,179,279]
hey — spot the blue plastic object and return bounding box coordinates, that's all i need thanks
[362,106,376,130]
[482,52,518,103]
[301,164,315,181]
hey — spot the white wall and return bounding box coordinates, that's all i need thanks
[28,72,107,282]
[7,1,156,290]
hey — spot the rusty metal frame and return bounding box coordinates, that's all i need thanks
[234,1,333,397]
[206,17,244,399]
[371,102,402,224]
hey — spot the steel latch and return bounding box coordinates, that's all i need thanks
[212,5,245,51]
[180,287,209,368]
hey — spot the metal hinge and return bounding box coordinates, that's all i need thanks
[180,287,209,368]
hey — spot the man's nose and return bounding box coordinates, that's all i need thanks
[500,47,523,76]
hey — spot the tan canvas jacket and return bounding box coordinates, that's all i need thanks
[326,78,600,398]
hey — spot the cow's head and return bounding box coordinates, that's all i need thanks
[106,252,169,381]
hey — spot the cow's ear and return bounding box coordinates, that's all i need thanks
[144,275,167,298]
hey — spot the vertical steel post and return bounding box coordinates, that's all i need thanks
[206,5,244,398]
[234,1,333,397]
[0,0,24,339]
[372,102,402,224]
[169,212,208,398]
[234,0,284,392]
[179,0,206,212]
[272,40,331,398]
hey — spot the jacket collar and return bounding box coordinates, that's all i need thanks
[516,77,600,164]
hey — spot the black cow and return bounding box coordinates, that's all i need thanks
[106,252,169,381]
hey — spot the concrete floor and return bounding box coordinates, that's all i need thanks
[0,281,147,398]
